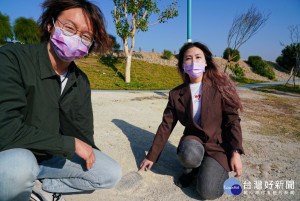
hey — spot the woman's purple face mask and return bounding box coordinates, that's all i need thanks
[183,47,207,79]
[184,62,206,79]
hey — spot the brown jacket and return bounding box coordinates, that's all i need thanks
[146,79,244,172]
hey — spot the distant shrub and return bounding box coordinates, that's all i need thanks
[247,56,275,80]
[263,63,276,80]
[229,63,245,77]
[223,48,240,62]
[163,49,173,60]
[275,56,283,66]
[248,56,262,66]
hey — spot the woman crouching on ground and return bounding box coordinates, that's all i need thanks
[139,42,244,200]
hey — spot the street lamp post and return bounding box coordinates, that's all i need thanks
[187,0,192,43]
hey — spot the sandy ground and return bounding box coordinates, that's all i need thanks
[64,88,299,201]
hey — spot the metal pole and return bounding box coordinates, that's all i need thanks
[187,0,192,43]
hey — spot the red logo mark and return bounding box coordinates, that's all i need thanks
[195,94,201,100]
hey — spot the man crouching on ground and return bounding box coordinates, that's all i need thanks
[0,0,121,200]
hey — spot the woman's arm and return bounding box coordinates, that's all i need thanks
[222,104,244,154]
[139,158,154,172]
[230,151,242,177]
[222,101,244,177]
[139,91,178,171]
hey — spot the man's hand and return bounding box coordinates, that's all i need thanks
[138,158,153,173]
[75,138,95,170]
[230,152,242,177]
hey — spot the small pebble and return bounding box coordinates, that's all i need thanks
[261,172,269,179]
[261,162,271,172]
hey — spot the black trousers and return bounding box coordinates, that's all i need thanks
[177,139,229,200]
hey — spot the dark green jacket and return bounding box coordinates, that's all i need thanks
[0,43,97,161]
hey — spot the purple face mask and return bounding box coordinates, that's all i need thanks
[50,26,91,62]
[184,62,206,79]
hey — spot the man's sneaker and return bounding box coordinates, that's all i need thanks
[30,192,41,201]
[30,180,66,201]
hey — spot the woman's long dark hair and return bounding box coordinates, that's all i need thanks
[178,42,243,111]
[38,0,111,54]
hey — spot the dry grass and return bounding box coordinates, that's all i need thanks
[241,92,300,140]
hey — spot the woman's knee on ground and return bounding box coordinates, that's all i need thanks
[177,139,204,168]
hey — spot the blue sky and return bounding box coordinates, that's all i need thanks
[0,0,299,61]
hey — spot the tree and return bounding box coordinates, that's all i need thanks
[13,17,40,44]
[223,48,240,62]
[0,12,13,44]
[276,42,300,71]
[224,5,270,73]
[112,0,178,83]
[109,34,120,50]
[278,25,300,87]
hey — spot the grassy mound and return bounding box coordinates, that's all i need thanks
[76,56,182,90]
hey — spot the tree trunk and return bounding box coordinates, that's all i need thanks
[125,55,132,83]
[293,68,296,88]
[224,59,231,73]
[224,63,228,73]
[123,37,132,83]
[285,66,293,86]
[224,49,231,73]
[122,24,136,83]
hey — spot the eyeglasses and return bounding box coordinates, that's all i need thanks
[54,18,94,47]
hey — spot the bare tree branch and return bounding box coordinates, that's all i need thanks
[147,18,163,27]
[228,5,270,50]
[224,5,270,73]
[123,0,128,23]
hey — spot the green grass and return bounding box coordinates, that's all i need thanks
[230,75,266,85]
[75,56,182,90]
[257,84,300,94]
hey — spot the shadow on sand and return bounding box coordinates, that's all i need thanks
[112,119,203,200]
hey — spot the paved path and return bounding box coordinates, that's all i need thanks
[91,79,300,93]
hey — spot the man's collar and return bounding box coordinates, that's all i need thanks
[39,42,78,80]
[39,42,57,80]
